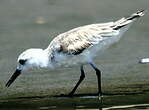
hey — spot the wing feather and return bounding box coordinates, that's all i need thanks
[48,22,118,55]
[46,10,145,56]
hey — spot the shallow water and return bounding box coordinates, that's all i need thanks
[0,0,149,109]
[1,93,149,110]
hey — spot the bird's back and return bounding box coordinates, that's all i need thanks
[47,22,117,55]
[45,10,144,60]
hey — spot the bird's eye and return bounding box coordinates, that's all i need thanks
[19,59,27,65]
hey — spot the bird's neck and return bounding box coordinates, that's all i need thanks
[43,49,54,68]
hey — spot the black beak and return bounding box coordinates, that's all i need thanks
[5,69,22,87]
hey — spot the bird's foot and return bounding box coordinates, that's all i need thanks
[98,92,103,100]
[67,92,74,97]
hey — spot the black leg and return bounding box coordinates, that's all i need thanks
[89,62,102,97]
[68,65,85,96]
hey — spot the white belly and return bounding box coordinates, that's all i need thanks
[51,35,122,68]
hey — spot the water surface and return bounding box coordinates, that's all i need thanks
[1,93,149,110]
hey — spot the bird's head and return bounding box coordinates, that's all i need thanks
[5,48,49,87]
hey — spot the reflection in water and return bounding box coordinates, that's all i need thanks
[76,104,149,110]
[1,94,149,110]
[103,104,149,110]
[38,103,149,110]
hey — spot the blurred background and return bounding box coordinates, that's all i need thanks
[0,0,149,109]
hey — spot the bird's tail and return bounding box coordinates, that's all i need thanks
[113,10,145,30]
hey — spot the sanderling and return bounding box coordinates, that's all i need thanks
[6,10,145,97]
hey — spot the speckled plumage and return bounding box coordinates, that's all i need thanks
[45,10,144,64]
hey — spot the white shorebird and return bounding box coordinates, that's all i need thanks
[6,10,145,97]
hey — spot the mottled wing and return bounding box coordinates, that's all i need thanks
[58,30,94,55]
[47,10,145,56]
[50,22,118,55]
